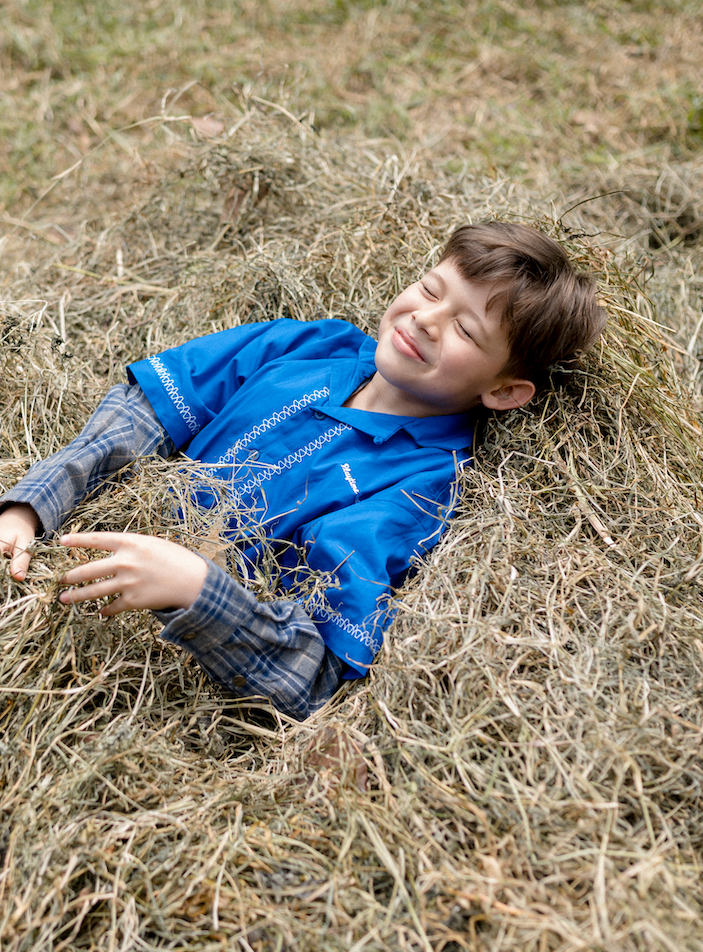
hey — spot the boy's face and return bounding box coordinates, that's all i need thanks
[373,259,534,417]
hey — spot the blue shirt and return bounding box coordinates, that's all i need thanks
[128,318,474,675]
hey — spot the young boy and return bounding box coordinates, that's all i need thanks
[0,222,605,720]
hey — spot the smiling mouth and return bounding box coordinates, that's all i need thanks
[393,327,425,362]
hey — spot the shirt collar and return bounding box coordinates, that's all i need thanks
[322,339,475,450]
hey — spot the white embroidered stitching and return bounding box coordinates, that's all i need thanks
[230,422,352,505]
[214,388,330,468]
[148,356,201,435]
[307,600,381,653]
[341,462,359,494]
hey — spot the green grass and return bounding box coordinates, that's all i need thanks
[0,0,701,216]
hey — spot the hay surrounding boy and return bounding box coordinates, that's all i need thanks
[0,221,605,720]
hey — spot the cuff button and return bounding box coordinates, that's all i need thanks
[232,675,246,688]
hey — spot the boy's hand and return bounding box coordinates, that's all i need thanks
[0,504,41,580]
[59,532,209,616]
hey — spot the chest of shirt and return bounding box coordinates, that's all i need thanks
[184,360,460,530]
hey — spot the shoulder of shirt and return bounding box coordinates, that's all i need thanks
[273,317,370,341]
[249,317,373,363]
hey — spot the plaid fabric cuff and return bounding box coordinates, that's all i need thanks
[155,558,345,720]
[0,384,173,537]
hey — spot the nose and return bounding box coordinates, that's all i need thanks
[412,302,444,337]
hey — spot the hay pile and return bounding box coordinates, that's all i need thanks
[2,106,703,951]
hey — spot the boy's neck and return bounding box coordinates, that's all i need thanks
[344,373,458,418]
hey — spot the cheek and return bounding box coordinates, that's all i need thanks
[442,342,476,374]
[383,287,416,319]
[378,300,406,341]
[378,303,397,333]
[378,311,392,335]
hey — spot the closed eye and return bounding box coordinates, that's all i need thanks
[421,282,438,299]
[456,321,472,339]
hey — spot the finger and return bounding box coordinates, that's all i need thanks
[10,547,33,581]
[59,578,121,605]
[60,532,126,552]
[99,596,128,617]
[61,558,116,587]
[1,537,31,579]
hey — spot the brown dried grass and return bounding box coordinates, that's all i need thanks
[1,106,703,951]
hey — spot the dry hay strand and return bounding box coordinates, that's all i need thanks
[2,105,703,952]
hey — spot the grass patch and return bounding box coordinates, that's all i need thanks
[2,0,702,216]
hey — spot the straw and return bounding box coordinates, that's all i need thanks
[2,106,703,951]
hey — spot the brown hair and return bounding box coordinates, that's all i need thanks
[439,221,606,386]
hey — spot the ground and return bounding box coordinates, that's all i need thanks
[1,3,703,951]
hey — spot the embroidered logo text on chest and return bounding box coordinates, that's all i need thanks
[341,462,359,494]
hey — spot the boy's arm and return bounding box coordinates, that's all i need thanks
[0,383,174,539]
[152,559,346,721]
[57,530,345,720]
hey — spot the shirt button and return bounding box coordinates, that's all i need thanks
[313,409,325,420]
[248,449,259,460]
[373,436,384,444]
[182,631,197,642]
[232,675,246,688]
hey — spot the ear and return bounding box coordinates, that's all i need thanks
[481,379,536,411]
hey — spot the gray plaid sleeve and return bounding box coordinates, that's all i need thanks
[0,384,174,537]
[154,558,346,721]
[2,383,345,719]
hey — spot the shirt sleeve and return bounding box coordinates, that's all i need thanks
[0,383,174,537]
[154,557,345,720]
[127,319,369,448]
